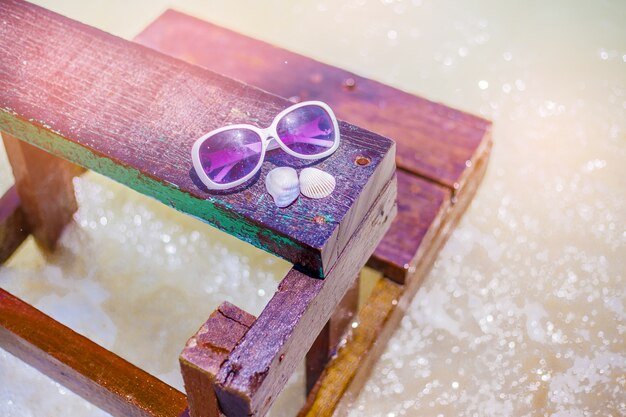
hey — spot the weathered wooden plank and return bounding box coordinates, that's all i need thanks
[300,140,492,417]
[305,277,359,393]
[133,8,492,282]
[2,134,78,252]
[214,176,396,417]
[368,171,451,283]
[369,123,490,284]
[135,9,490,191]
[0,288,189,417]
[300,278,403,417]
[180,302,255,417]
[0,185,29,263]
[0,0,396,278]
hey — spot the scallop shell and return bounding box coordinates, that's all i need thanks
[299,168,336,199]
[266,167,300,208]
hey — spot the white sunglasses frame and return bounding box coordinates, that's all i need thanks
[191,100,340,190]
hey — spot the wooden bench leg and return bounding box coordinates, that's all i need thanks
[180,178,396,417]
[2,134,79,252]
[180,302,256,417]
[0,186,30,263]
[305,276,359,393]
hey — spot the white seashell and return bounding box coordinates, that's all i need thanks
[266,167,300,208]
[299,168,336,199]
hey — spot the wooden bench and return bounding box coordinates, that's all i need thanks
[0,2,491,417]
[135,12,491,416]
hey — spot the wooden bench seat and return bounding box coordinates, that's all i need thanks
[0,0,396,279]
[136,10,491,285]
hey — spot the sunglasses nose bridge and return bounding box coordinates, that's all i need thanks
[265,134,281,151]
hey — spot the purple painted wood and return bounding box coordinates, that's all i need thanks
[134,11,492,414]
[133,9,492,283]
[135,9,490,191]
[181,302,256,417]
[0,0,396,278]
[305,277,359,393]
[214,176,396,417]
[368,171,451,283]
[301,140,492,417]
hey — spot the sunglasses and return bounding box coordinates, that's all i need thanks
[191,101,340,190]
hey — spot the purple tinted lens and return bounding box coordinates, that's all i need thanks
[276,105,336,156]
[198,128,263,184]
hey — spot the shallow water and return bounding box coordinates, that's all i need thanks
[1,1,625,416]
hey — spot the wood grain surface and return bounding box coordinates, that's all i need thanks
[305,277,359,393]
[368,171,451,283]
[2,134,78,252]
[135,9,490,191]
[134,8,491,283]
[181,302,256,417]
[0,287,189,417]
[301,140,492,417]
[299,278,403,417]
[213,176,396,417]
[0,0,396,278]
[0,185,29,263]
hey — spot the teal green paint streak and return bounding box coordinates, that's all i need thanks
[0,111,303,263]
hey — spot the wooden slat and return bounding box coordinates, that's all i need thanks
[133,8,491,283]
[305,276,359,393]
[180,302,256,417]
[0,185,29,263]
[210,176,396,417]
[300,278,403,417]
[368,171,450,283]
[135,9,490,191]
[0,288,189,417]
[301,140,492,417]
[0,0,396,278]
[2,134,78,252]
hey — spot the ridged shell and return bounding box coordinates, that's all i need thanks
[299,168,336,199]
[265,167,300,208]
